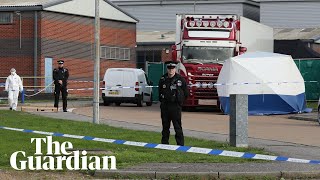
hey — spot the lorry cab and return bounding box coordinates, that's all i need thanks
[102,68,153,107]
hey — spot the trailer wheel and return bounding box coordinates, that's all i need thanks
[103,100,110,106]
[182,106,193,112]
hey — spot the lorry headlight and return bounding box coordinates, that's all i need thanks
[210,21,216,27]
[189,21,195,27]
[223,21,230,28]
[202,83,208,88]
[195,82,201,88]
[202,21,209,27]
[208,82,214,88]
[196,20,202,27]
[217,20,223,28]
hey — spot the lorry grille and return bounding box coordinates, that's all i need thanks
[190,75,219,99]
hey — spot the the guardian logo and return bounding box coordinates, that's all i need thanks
[10,136,117,171]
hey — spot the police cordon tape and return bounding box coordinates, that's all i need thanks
[24,82,54,97]
[1,125,320,165]
[66,80,319,91]
[18,80,319,95]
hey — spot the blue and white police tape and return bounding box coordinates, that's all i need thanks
[1,125,320,165]
[24,82,54,97]
[66,80,318,91]
[20,80,319,92]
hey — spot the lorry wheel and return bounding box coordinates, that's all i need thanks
[146,94,152,106]
[115,102,121,106]
[182,106,193,112]
[137,94,143,107]
[103,101,110,106]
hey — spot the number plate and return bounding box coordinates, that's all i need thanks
[198,99,217,106]
[108,91,119,95]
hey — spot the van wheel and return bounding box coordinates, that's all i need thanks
[103,101,110,106]
[137,94,143,107]
[115,103,121,106]
[146,93,152,106]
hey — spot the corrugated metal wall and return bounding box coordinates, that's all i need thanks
[117,3,245,31]
[260,2,320,28]
[243,3,260,22]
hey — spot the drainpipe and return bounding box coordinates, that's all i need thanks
[15,11,22,48]
[34,11,38,90]
[19,12,21,49]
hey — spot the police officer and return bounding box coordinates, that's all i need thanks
[53,60,69,112]
[158,61,188,146]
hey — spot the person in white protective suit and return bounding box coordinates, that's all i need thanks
[5,68,23,111]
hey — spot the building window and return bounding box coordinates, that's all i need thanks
[100,46,130,60]
[124,48,130,60]
[0,13,13,24]
[100,46,107,59]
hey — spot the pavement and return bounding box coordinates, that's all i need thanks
[289,112,319,122]
[3,100,320,179]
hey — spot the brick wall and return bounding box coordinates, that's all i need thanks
[0,11,35,88]
[39,11,136,96]
[0,10,137,97]
[161,48,172,62]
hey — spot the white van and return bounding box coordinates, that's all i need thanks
[102,68,153,107]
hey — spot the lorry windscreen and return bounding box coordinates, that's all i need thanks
[182,46,234,64]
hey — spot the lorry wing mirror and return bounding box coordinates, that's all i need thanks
[171,45,177,61]
[239,47,247,55]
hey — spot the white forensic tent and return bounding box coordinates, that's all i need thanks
[217,52,310,115]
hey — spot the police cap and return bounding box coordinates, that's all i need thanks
[165,61,178,69]
[57,60,64,64]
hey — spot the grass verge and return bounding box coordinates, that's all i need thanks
[307,101,318,110]
[0,110,268,170]
[0,100,7,104]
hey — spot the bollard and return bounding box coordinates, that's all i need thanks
[229,94,248,147]
[21,89,25,104]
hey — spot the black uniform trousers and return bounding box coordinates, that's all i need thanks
[160,102,184,146]
[54,84,67,110]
